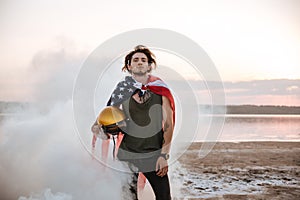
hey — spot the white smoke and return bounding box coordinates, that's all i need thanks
[0,39,128,200]
[19,188,72,200]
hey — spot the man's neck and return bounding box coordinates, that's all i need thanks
[132,74,149,85]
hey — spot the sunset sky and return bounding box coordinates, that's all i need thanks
[0,0,299,105]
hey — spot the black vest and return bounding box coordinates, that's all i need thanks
[117,91,163,162]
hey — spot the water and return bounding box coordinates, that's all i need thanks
[2,114,300,142]
[217,114,300,141]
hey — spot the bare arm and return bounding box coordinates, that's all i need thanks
[156,96,174,176]
[161,96,174,154]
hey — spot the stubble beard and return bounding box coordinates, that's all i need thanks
[132,71,147,77]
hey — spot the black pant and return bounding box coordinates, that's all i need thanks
[125,168,171,200]
[143,171,171,200]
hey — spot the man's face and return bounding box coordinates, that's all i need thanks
[128,52,151,76]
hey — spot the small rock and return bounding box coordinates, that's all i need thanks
[212,186,219,191]
[194,187,206,190]
[283,177,292,181]
[243,178,252,183]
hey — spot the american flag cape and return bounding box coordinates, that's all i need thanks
[92,75,175,190]
[107,75,175,120]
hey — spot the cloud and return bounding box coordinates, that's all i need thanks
[221,79,300,105]
[165,79,300,105]
[223,79,300,96]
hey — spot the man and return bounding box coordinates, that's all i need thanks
[92,45,175,200]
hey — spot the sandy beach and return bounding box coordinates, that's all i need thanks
[170,141,300,200]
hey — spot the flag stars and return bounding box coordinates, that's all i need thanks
[128,88,133,92]
[120,87,125,91]
[118,93,124,99]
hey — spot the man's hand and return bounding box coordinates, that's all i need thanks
[91,124,109,140]
[91,124,100,134]
[156,156,168,177]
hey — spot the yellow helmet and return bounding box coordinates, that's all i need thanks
[97,106,126,126]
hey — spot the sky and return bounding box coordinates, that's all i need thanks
[0,0,299,105]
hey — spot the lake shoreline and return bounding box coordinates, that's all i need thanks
[173,141,300,199]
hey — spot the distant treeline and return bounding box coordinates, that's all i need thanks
[0,102,30,113]
[226,105,300,115]
[197,104,300,115]
[1,101,300,115]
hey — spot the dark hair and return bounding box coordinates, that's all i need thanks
[122,45,157,73]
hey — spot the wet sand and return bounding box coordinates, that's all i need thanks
[174,142,300,200]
